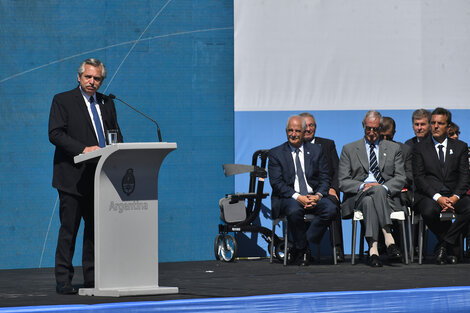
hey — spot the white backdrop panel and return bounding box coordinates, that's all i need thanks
[235,0,470,111]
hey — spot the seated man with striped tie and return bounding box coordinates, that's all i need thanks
[338,110,406,267]
[268,115,337,266]
[412,107,470,264]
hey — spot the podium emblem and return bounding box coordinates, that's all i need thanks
[122,168,136,196]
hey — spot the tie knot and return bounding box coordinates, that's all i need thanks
[438,144,444,150]
[90,96,95,104]
[370,143,375,150]
[295,148,300,154]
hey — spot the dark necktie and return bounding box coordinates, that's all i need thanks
[89,96,106,148]
[438,145,445,168]
[295,148,308,195]
[369,143,385,184]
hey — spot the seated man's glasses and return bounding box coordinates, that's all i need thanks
[365,126,380,132]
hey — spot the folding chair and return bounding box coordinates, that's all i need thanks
[271,213,338,266]
[351,210,409,265]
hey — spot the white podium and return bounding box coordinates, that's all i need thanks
[74,143,178,297]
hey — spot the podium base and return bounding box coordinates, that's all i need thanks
[79,286,179,297]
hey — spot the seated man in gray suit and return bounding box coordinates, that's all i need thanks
[339,111,406,267]
[269,115,337,266]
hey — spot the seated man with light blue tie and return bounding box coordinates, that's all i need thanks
[268,115,337,266]
[339,110,406,267]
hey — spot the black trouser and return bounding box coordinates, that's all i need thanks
[281,197,337,250]
[416,195,470,248]
[55,190,94,285]
[327,195,344,249]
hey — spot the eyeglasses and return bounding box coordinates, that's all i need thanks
[448,131,460,136]
[365,126,380,132]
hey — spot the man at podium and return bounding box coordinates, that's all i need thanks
[48,58,122,294]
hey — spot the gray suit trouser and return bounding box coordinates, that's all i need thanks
[356,185,392,241]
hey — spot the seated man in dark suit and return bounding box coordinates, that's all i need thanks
[412,107,470,264]
[299,112,344,262]
[381,117,413,206]
[405,109,431,147]
[339,111,406,267]
[268,115,337,266]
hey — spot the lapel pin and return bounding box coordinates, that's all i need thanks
[307,151,310,155]
[449,149,453,155]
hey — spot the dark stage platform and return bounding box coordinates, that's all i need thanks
[1,256,470,310]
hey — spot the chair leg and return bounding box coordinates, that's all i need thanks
[418,218,423,265]
[351,220,357,265]
[270,223,276,264]
[406,211,413,263]
[459,233,464,262]
[330,222,337,265]
[410,212,415,263]
[400,220,409,265]
[283,220,288,266]
[423,225,428,260]
[333,245,337,265]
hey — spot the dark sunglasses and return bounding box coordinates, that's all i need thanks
[365,126,380,132]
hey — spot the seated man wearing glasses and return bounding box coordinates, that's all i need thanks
[338,111,406,267]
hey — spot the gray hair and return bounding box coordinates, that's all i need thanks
[286,115,306,132]
[298,112,316,126]
[78,58,107,79]
[411,109,431,123]
[362,110,383,128]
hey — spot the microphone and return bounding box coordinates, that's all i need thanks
[108,94,163,142]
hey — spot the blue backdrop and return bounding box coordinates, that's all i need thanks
[0,0,234,269]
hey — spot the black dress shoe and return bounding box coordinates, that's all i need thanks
[435,246,447,265]
[335,246,345,263]
[296,250,311,266]
[447,255,458,264]
[368,254,383,267]
[56,282,78,295]
[386,244,403,261]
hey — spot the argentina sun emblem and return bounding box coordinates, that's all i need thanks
[122,168,136,196]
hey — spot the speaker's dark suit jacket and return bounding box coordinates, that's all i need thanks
[412,137,469,204]
[268,142,330,219]
[49,87,123,196]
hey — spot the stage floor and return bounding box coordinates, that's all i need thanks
[1,257,469,308]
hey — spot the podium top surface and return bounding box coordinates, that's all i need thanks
[74,142,177,164]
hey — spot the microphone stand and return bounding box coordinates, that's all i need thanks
[108,94,162,142]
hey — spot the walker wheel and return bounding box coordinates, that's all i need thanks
[214,234,237,262]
